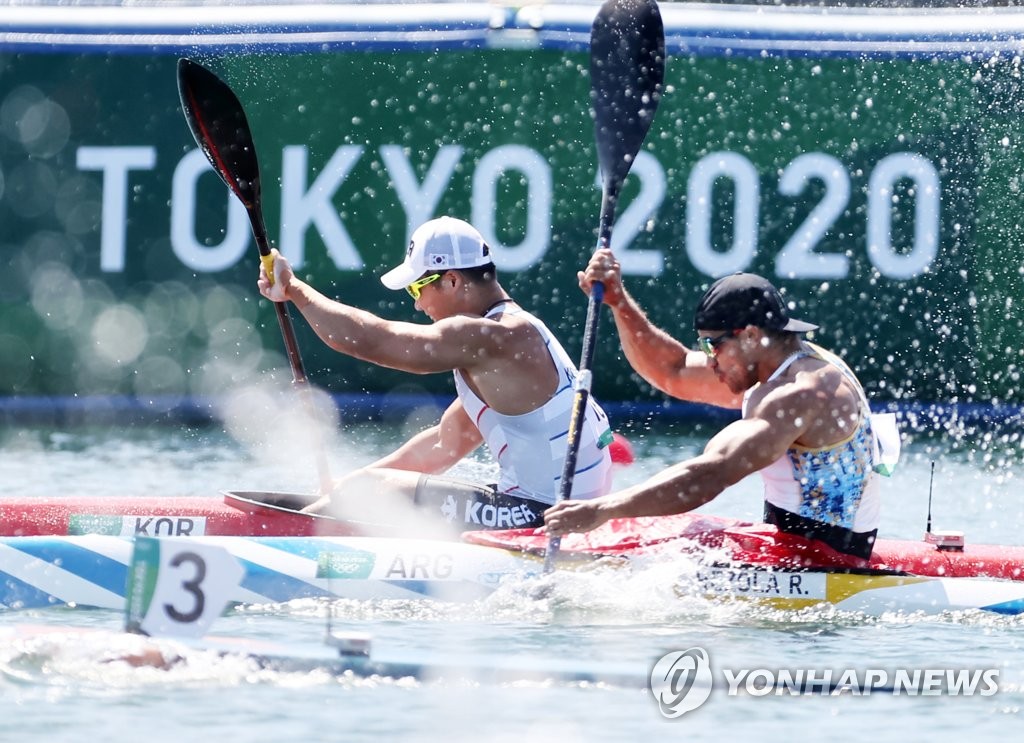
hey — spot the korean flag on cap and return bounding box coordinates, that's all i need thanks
[381,217,491,290]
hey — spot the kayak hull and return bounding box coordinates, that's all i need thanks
[465,513,1024,582]
[3,499,1024,615]
[0,491,511,540]
[0,493,365,538]
[2,532,1024,617]
[3,496,1023,581]
[690,563,1024,616]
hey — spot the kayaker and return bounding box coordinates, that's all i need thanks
[543,248,897,559]
[257,217,614,532]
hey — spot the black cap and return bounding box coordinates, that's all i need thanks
[693,273,818,333]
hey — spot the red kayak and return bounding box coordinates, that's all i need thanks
[0,435,641,539]
[464,513,1024,583]
[0,492,365,538]
[0,491,502,540]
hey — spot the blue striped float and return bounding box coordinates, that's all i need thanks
[0,535,539,611]
[4,534,1024,616]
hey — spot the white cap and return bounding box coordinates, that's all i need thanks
[380,217,492,290]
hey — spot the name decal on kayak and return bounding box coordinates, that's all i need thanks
[69,514,207,537]
[439,494,538,528]
[384,553,454,580]
[695,566,813,597]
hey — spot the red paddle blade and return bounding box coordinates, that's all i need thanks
[177,58,262,211]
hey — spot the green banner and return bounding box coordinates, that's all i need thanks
[2,44,1023,406]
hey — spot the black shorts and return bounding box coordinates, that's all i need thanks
[764,501,877,560]
[413,475,547,532]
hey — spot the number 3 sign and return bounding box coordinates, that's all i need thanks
[125,536,245,638]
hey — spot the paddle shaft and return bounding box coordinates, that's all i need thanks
[249,204,334,494]
[543,185,618,571]
[544,0,664,571]
[244,175,334,497]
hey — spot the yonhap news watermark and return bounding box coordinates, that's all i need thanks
[649,648,1000,718]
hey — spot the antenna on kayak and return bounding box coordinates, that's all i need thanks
[326,567,334,640]
[926,460,935,534]
[923,460,966,552]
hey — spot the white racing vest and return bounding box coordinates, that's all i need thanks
[743,342,898,533]
[453,302,614,505]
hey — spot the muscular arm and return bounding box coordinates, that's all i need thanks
[259,250,515,375]
[607,290,739,408]
[579,249,740,409]
[367,400,484,474]
[544,386,813,535]
[606,417,790,516]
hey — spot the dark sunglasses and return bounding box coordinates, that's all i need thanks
[697,331,736,357]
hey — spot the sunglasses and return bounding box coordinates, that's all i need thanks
[405,273,442,300]
[697,331,736,357]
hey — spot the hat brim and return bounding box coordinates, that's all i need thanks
[783,318,818,333]
[380,262,421,291]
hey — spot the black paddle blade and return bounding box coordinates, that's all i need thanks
[177,58,262,211]
[590,0,665,187]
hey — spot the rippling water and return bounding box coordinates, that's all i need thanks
[1,418,1023,741]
